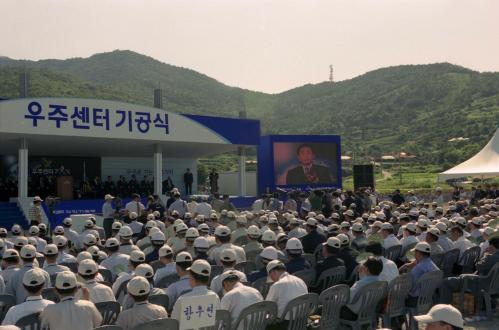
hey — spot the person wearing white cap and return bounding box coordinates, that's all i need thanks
[118,226,137,255]
[230,216,248,244]
[301,217,326,254]
[194,196,213,219]
[152,244,176,286]
[112,250,146,301]
[171,259,221,323]
[6,245,50,304]
[414,304,463,330]
[220,270,263,330]
[125,193,145,220]
[76,259,115,303]
[400,223,419,250]
[99,237,129,276]
[350,222,368,252]
[110,221,123,238]
[247,246,279,283]
[192,237,216,265]
[184,227,200,256]
[210,249,247,296]
[288,218,307,239]
[115,276,168,330]
[400,242,439,308]
[479,227,495,256]
[122,264,164,310]
[365,242,399,283]
[28,196,43,226]
[2,268,54,326]
[28,226,47,253]
[136,221,158,250]
[468,217,483,240]
[164,252,193,311]
[144,230,167,263]
[265,260,307,325]
[449,226,474,255]
[61,217,80,248]
[167,222,187,253]
[167,191,188,217]
[209,226,246,265]
[381,223,401,250]
[435,223,454,252]
[41,271,102,330]
[315,237,345,282]
[243,225,263,256]
[0,249,20,287]
[284,238,311,274]
[102,194,116,239]
[425,228,444,260]
[128,211,144,236]
[337,234,360,279]
[42,244,70,276]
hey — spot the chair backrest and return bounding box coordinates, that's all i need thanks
[151,260,164,272]
[233,301,277,330]
[415,270,443,314]
[350,281,387,323]
[302,253,316,268]
[384,245,402,262]
[157,273,180,289]
[15,311,42,330]
[293,269,316,287]
[198,309,231,330]
[93,326,123,330]
[319,284,350,330]
[99,268,114,283]
[313,244,324,264]
[234,236,249,247]
[315,266,346,292]
[41,288,60,303]
[60,262,78,273]
[0,294,16,323]
[439,249,460,277]
[115,279,131,300]
[251,276,272,298]
[130,318,179,330]
[148,294,169,312]
[95,301,121,325]
[459,246,481,273]
[485,263,499,295]
[235,261,257,275]
[385,273,413,317]
[280,293,319,330]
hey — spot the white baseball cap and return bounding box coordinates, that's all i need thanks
[129,212,138,220]
[77,251,93,263]
[405,223,418,233]
[414,304,463,328]
[135,264,154,279]
[55,271,77,289]
[78,259,98,275]
[266,259,286,273]
[352,223,364,232]
[188,259,211,277]
[130,250,146,263]
[145,220,157,229]
[3,249,19,259]
[127,276,151,296]
[220,269,245,283]
[220,249,237,262]
[159,244,174,257]
[54,235,67,248]
[63,217,72,226]
[337,233,350,246]
[29,226,40,235]
[214,226,231,237]
[436,222,448,233]
[306,218,318,226]
[20,244,36,259]
[343,210,354,217]
[150,231,166,242]
[15,236,28,248]
[260,246,278,261]
[53,226,64,235]
[428,227,440,237]
[23,268,46,286]
[112,222,122,230]
[193,237,210,249]
[105,237,120,248]
[176,251,193,263]
[84,219,94,229]
[11,224,22,234]
[119,226,133,238]
[44,244,58,256]
[261,230,276,242]
[381,223,393,231]
[412,242,431,254]
[197,223,210,233]
[285,238,303,251]
[324,237,341,249]
[236,216,247,225]
[247,225,261,238]
[83,234,97,246]
[104,194,115,200]
[185,228,200,239]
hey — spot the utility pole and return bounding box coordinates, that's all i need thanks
[329,65,334,83]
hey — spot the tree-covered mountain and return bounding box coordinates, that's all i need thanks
[1,50,498,168]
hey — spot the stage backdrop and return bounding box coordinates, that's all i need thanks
[258,135,342,194]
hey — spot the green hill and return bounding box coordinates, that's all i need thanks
[1,50,498,169]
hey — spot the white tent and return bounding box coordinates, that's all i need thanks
[438,128,499,182]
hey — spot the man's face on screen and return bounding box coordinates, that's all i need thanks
[298,147,314,166]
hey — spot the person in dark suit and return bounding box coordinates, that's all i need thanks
[183,168,193,195]
[300,218,326,254]
[285,144,334,185]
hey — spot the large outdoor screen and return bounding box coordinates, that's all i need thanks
[273,141,339,186]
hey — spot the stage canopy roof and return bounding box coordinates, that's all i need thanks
[0,98,260,158]
[438,128,499,182]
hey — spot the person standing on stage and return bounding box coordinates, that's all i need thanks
[183,168,194,196]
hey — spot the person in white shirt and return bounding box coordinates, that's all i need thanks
[209,226,246,265]
[230,216,248,244]
[287,218,307,239]
[76,259,115,303]
[27,226,46,253]
[380,223,401,250]
[61,218,80,249]
[171,260,221,323]
[450,226,474,256]
[112,250,146,302]
[365,242,399,283]
[220,270,263,330]
[42,244,70,276]
[101,238,130,277]
[265,260,308,326]
[125,193,145,219]
[102,194,116,239]
[210,249,247,296]
[118,226,137,255]
[195,197,212,218]
[153,245,177,286]
[400,223,419,250]
[2,268,54,326]
[0,249,21,288]
[128,212,144,236]
[168,192,188,217]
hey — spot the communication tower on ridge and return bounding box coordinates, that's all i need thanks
[329,65,334,83]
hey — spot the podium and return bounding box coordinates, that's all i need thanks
[57,176,73,200]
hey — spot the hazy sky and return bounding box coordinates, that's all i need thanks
[1,0,498,93]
